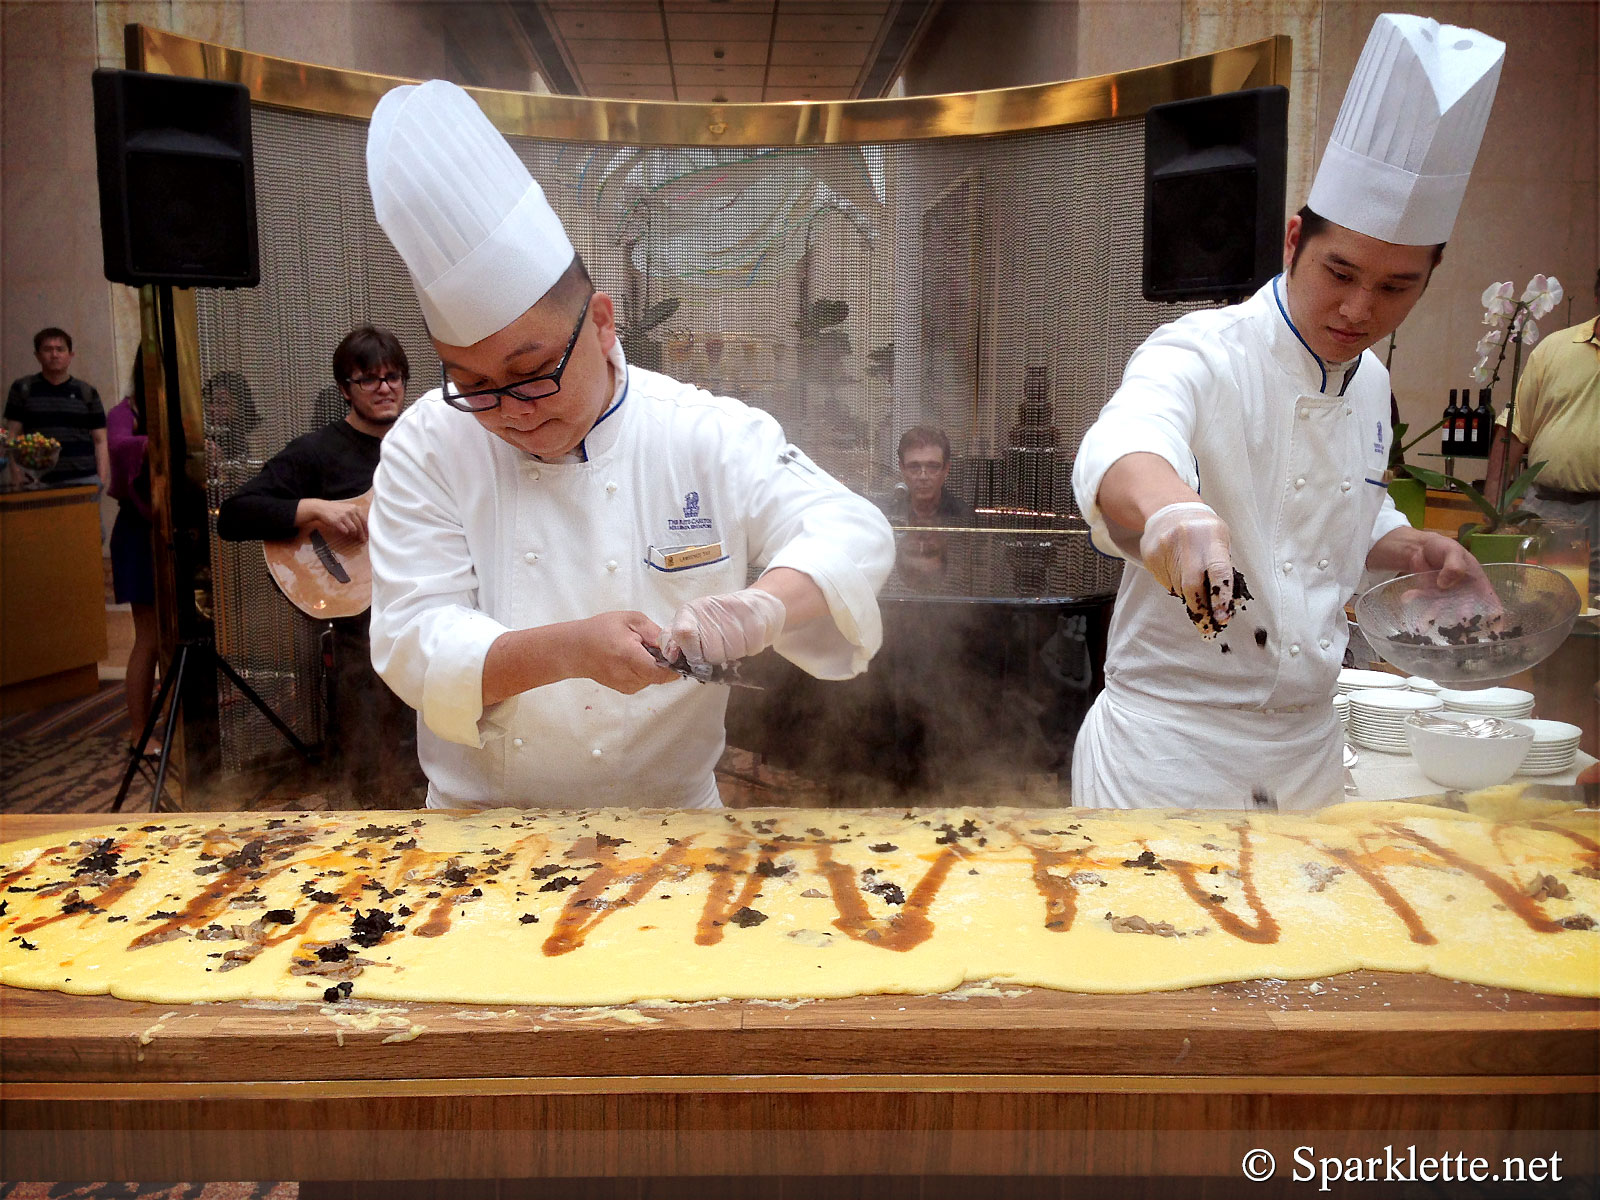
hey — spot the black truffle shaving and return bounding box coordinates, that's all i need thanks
[537,876,581,892]
[529,863,566,880]
[349,908,399,947]
[322,980,354,1004]
[729,906,768,928]
[315,943,352,962]
[73,839,121,877]
[1120,850,1162,870]
[263,909,296,925]
[755,859,792,878]
[440,865,472,885]
[519,913,540,924]
[861,870,906,905]
[869,843,898,853]
[353,824,408,840]
[595,832,629,849]
[18,938,37,951]
[219,840,265,871]
[391,837,418,850]
[309,890,340,904]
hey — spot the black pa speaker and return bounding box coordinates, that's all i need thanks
[92,68,258,288]
[1142,85,1287,303]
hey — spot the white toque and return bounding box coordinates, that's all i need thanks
[1307,13,1504,246]
[367,79,575,347]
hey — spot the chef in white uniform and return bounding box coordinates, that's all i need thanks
[364,81,894,810]
[1071,14,1504,810]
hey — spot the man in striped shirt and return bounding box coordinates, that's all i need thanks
[5,327,108,487]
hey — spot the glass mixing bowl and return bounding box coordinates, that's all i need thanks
[1353,563,1580,686]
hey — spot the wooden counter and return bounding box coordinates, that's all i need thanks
[2,813,1596,1194]
[0,484,107,715]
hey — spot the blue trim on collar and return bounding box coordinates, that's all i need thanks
[1271,274,1328,393]
[575,366,630,463]
[1338,357,1362,397]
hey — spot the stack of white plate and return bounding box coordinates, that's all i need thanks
[1439,687,1535,719]
[1332,693,1350,732]
[1347,688,1444,752]
[1406,677,1442,695]
[1337,668,1406,697]
[1514,719,1582,775]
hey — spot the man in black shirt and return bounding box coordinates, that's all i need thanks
[218,326,422,806]
[5,327,108,487]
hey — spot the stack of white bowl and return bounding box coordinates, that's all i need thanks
[1337,668,1406,697]
[1406,677,1442,696]
[1332,693,1351,733]
[1439,687,1536,720]
[1346,688,1444,752]
[1514,719,1582,775]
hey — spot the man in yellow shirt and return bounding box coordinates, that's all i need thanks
[1487,268,1600,591]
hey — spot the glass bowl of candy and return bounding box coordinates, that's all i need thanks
[10,432,60,486]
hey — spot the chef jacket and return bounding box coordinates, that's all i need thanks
[368,340,895,810]
[1070,276,1410,809]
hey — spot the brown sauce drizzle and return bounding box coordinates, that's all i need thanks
[1164,825,1280,945]
[0,844,67,893]
[126,862,287,951]
[12,871,143,937]
[1015,842,1089,933]
[693,843,764,948]
[1388,823,1566,934]
[813,843,963,951]
[543,839,696,957]
[1529,822,1600,861]
[1291,836,1436,946]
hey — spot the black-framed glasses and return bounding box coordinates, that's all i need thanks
[346,370,405,393]
[439,293,593,413]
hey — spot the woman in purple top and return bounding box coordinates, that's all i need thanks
[106,351,159,756]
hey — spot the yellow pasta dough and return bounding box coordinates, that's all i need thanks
[1,792,1596,1006]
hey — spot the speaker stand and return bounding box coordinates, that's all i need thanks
[111,637,318,814]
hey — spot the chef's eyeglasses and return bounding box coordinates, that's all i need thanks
[900,462,947,477]
[439,293,593,413]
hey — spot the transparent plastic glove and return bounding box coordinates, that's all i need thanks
[661,587,787,668]
[1138,501,1237,637]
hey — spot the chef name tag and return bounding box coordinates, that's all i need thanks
[648,542,724,571]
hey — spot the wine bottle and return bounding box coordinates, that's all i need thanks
[1473,388,1495,456]
[1443,388,1460,449]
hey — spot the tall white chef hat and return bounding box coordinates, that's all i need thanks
[1307,13,1504,246]
[367,79,575,347]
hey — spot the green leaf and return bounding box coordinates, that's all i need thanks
[1399,464,1450,489]
[1502,508,1542,526]
[1502,459,1547,509]
[1455,521,1483,545]
[1451,479,1503,526]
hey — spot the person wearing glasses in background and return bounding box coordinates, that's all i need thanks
[363,80,894,811]
[217,325,425,805]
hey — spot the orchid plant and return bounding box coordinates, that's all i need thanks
[1402,274,1563,543]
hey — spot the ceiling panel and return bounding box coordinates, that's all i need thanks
[527,0,936,102]
[563,37,672,64]
[599,85,682,101]
[768,40,874,66]
[671,41,772,65]
[663,12,776,41]
[674,63,768,86]
[549,7,663,41]
[765,63,861,87]
[580,62,676,86]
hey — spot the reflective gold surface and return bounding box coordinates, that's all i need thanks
[133,23,1290,145]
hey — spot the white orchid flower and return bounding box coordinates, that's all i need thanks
[1521,320,1541,347]
[1526,274,1563,319]
[1482,281,1514,306]
[1469,356,1493,386]
[1478,326,1506,348]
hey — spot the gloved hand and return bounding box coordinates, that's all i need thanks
[1138,501,1238,637]
[662,587,787,668]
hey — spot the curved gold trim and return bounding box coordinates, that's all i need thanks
[132,24,1290,146]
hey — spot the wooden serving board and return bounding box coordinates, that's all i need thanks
[4,812,1596,1187]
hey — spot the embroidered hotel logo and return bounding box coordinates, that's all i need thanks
[667,489,713,533]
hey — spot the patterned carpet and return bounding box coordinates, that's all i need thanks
[0,1185,295,1199]
[0,681,134,815]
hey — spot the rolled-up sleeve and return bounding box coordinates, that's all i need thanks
[731,413,894,679]
[368,403,509,747]
[1072,327,1210,560]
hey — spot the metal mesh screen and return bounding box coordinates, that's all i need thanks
[195,104,1208,770]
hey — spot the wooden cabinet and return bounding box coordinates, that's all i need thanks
[0,485,107,714]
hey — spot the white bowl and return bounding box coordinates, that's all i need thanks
[1437,686,1534,707]
[1404,713,1534,789]
[1338,669,1406,693]
[1406,677,1442,693]
[1348,689,1444,712]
